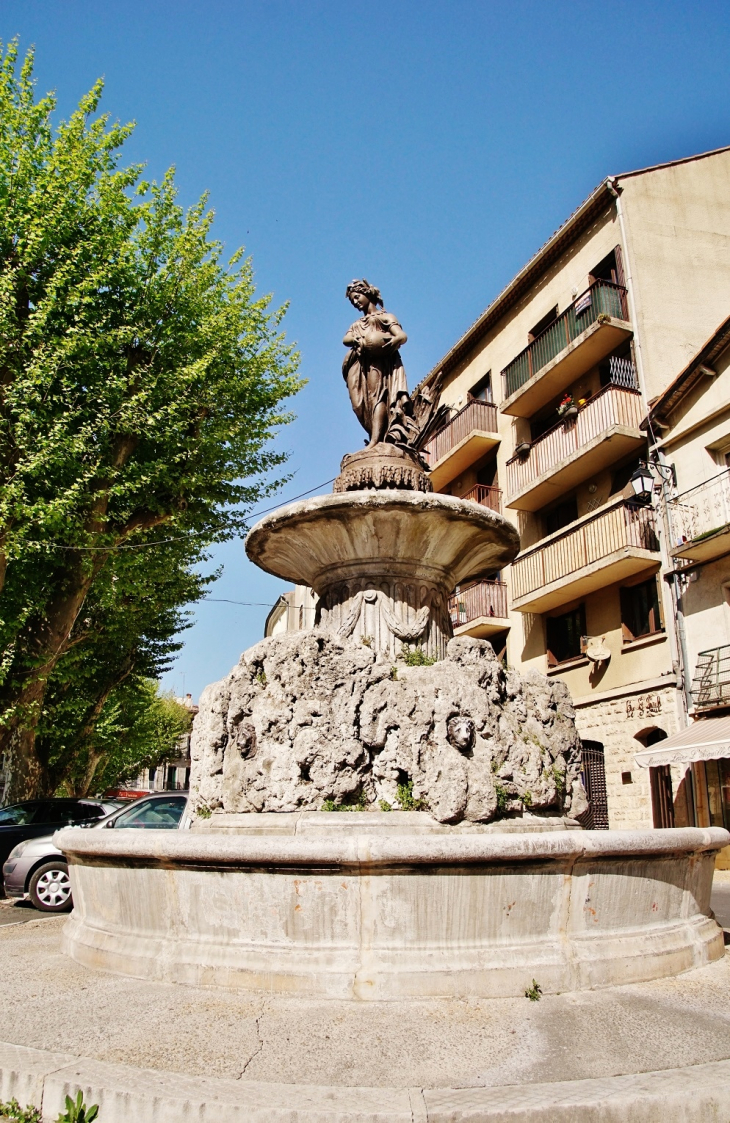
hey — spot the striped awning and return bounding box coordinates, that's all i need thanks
[634,714,730,769]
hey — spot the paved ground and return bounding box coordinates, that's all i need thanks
[2,910,730,1091]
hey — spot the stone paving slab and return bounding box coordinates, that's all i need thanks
[3,915,730,1120]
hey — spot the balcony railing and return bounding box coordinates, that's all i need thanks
[502,280,630,399]
[691,646,730,710]
[511,501,659,602]
[449,579,508,626]
[505,384,642,497]
[423,398,498,466]
[669,469,730,552]
[462,483,502,514]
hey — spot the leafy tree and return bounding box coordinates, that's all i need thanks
[34,534,204,795]
[0,41,302,799]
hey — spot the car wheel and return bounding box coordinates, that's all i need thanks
[28,861,73,912]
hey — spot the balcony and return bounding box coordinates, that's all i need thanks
[449,579,509,638]
[504,383,644,512]
[500,281,632,419]
[691,646,730,710]
[669,469,730,563]
[422,398,499,490]
[511,501,659,613]
[462,483,502,514]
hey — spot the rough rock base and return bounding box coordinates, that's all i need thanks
[189,634,586,824]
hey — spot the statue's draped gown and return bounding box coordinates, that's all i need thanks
[342,310,408,439]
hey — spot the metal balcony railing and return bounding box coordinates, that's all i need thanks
[669,468,730,550]
[511,501,659,601]
[449,579,508,626]
[461,483,502,514]
[501,280,630,399]
[691,646,730,710]
[505,384,642,496]
[422,398,498,466]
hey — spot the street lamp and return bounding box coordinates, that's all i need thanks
[628,462,655,507]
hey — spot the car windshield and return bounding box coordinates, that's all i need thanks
[114,797,186,829]
[0,802,41,826]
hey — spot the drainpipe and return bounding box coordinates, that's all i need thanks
[608,175,691,733]
[606,178,648,407]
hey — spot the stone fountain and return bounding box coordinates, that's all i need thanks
[58,278,728,1000]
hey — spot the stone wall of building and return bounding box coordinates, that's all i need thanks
[574,685,680,829]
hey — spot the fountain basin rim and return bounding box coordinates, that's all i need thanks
[55,825,730,869]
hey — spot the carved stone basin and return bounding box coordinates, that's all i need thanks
[245,490,519,657]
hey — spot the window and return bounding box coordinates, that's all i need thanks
[528,306,558,342]
[114,796,186,829]
[546,604,586,666]
[579,741,609,829]
[0,802,41,826]
[589,246,625,287]
[650,764,675,828]
[545,497,578,536]
[620,577,663,642]
[469,372,492,403]
[611,455,643,495]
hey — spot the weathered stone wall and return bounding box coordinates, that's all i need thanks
[190,633,586,825]
[574,686,680,829]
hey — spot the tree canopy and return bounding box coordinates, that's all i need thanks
[0,41,303,800]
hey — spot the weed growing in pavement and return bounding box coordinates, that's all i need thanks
[0,1098,42,1122]
[0,1093,99,1123]
[524,979,542,1001]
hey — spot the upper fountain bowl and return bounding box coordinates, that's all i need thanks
[245,490,520,658]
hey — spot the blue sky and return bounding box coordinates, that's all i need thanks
[3,1,730,700]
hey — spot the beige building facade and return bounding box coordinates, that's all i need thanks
[419,146,730,830]
[639,313,730,858]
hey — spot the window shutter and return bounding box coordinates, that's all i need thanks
[620,587,635,641]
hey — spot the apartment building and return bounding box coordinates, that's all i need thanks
[634,312,730,857]
[420,146,730,829]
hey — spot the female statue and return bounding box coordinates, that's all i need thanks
[342,279,409,447]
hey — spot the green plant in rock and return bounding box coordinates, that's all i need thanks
[361,635,373,648]
[401,646,437,667]
[389,665,398,680]
[322,792,368,812]
[524,979,542,1002]
[0,1098,42,1122]
[197,804,212,819]
[255,671,267,687]
[56,1092,99,1123]
[522,790,533,809]
[379,799,392,812]
[495,784,509,814]
[551,766,566,794]
[396,779,428,811]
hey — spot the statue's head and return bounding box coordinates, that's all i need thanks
[346,278,383,310]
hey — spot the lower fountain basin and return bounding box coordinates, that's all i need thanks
[57,818,728,1000]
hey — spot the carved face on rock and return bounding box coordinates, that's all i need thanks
[447,716,475,752]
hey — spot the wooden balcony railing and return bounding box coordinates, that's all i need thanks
[669,468,730,549]
[462,483,502,514]
[501,280,630,399]
[505,384,642,497]
[449,579,508,626]
[422,398,498,466]
[511,501,659,601]
[692,645,730,710]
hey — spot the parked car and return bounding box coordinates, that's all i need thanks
[2,793,189,912]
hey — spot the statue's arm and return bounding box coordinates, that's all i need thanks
[381,316,407,350]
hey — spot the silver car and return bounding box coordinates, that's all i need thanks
[2,793,189,912]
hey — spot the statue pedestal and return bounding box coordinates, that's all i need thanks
[334,444,431,493]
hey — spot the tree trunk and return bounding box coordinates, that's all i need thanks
[0,556,106,802]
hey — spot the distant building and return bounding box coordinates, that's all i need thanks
[265,586,318,637]
[124,693,199,796]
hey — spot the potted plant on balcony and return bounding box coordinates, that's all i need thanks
[557,393,578,420]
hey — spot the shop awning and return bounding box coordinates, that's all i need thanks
[634,714,730,769]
